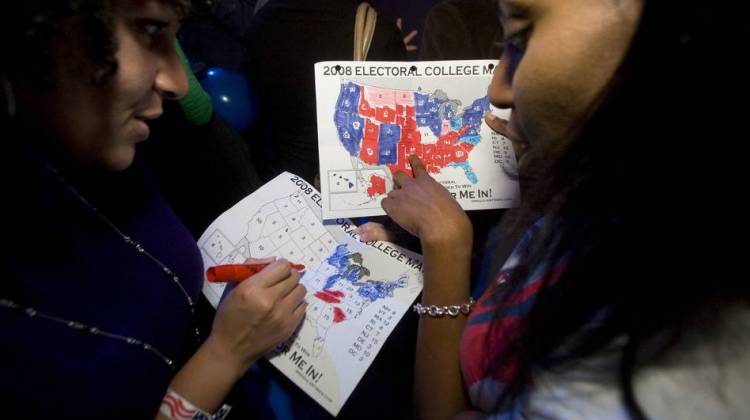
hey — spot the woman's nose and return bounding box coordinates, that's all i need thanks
[155,45,188,100]
[488,50,514,109]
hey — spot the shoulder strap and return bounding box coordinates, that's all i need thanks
[354,2,378,61]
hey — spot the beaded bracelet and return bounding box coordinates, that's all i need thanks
[413,297,475,317]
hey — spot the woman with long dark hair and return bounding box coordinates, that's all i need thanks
[372,0,747,417]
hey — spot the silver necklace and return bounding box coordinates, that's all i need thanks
[47,165,197,312]
[0,298,178,369]
[0,165,202,370]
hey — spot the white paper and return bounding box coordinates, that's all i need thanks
[315,60,521,219]
[198,172,424,416]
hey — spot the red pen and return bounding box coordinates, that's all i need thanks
[206,262,306,283]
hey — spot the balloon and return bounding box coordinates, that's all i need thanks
[200,67,257,133]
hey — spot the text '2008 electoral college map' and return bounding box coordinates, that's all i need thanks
[315,60,521,219]
[198,172,424,416]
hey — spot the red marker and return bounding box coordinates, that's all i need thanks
[206,262,305,283]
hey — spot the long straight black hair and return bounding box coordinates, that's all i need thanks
[483,0,739,417]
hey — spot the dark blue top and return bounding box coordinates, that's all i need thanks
[0,148,204,418]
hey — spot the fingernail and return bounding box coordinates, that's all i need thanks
[484,112,497,121]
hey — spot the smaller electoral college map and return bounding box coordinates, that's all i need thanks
[198,172,423,416]
[316,60,520,219]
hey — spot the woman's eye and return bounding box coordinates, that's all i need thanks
[137,19,168,41]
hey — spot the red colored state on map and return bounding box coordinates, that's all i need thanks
[375,106,397,124]
[367,175,386,198]
[314,290,346,304]
[359,120,380,165]
[358,88,375,118]
[333,307,347,323]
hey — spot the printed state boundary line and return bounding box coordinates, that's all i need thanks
[202,191,334,306]
[327,169,384,211]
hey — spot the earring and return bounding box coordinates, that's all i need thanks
[1,77,16,118]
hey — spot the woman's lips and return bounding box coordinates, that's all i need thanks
[132,111,161,141]
[132,117,151,141]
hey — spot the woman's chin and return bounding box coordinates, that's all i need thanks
[102,147,137,171]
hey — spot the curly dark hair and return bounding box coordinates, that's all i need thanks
[1,0,190,88]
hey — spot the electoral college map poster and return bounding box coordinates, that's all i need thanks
[315,60,520,219]
[198,173,424,416]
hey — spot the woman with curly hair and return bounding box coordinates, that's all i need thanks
[1,1,307,418]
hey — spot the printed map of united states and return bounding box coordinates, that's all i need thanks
[333,81,490,196]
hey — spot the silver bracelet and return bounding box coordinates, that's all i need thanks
[413,297,475,317]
